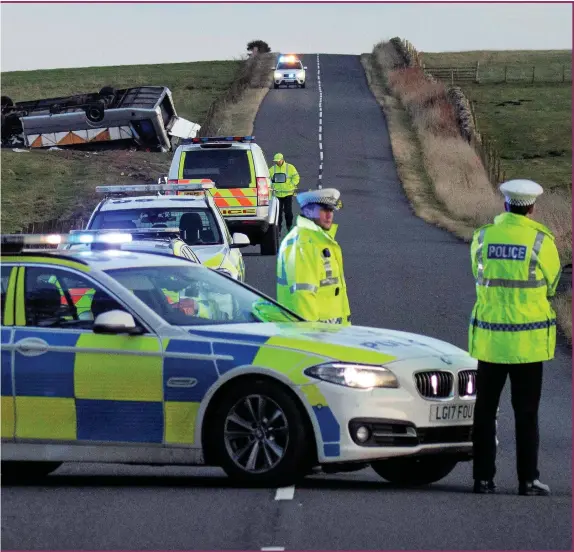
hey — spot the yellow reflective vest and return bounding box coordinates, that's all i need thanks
[269,163,300,198]
[468,212,561,364]
[277,215,351,325]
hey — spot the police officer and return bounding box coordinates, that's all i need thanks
[276,188,351,325]
[469,179,561,496]
[268,153,300,233]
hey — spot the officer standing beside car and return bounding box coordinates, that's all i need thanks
[468,179,561,496]
[268,153,300,233]
[276,187,350,325]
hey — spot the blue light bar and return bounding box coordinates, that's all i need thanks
[183,136,255,145]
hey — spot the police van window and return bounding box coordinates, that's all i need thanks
[23,267,126,329]
[90,207,223,246]
[182,149,251,188]
[1,266,13,326]
[105,265,302,326]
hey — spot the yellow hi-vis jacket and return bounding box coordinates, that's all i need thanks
[277,215,351,325]
[269,162,300,198]
[468,212,561,364]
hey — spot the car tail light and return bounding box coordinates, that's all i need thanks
[257,177,270,205]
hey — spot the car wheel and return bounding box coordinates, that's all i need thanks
[1,461,62,480]
[371,456,458,486]
[300,83,306,89]
[212,379,313,486]
[273,83,279,89]
[260,224,278,255]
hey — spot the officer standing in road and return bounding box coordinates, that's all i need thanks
[469,179,561,496]
[276,188,351,325]
[268,153,300,233]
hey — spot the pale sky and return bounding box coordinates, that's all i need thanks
[1,1,572,72]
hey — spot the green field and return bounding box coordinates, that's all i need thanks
[1,60,242,232]
[420,50,572,192]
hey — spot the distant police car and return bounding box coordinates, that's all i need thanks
[76,181,249,281]
[2,233,478,487]
[274,55,307,89]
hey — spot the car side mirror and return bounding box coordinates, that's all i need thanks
[272,173,287,184]
[304,66,308,70]
[231,233,250,248]
[93,310,143,335]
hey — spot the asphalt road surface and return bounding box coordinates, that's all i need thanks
[2,54,571,550]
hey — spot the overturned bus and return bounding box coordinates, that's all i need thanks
[1,85,200,151]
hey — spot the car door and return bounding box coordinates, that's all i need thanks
[1,264,18,441]
[12,263,165,446]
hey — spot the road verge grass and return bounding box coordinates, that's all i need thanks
[361,41,572,344]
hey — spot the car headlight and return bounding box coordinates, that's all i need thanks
[304,362,399,389]
[297,71,305,78]
[274,71,282,78]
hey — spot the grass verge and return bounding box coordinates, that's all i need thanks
[1,56,273,232]
[362,42,572,344]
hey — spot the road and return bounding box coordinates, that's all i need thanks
[2,54,572,550]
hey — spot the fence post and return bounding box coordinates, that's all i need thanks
[475,61,480,83]
[451,69,454,85]
[531,66,535,84]
[562,64,565,83]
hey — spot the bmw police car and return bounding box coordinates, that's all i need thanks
[274,55,307,89]
[74,181,249,281]
[1,233,478,487]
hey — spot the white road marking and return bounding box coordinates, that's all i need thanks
[261,548,285,551]
[317,54,324,189]
[274,485,295,500]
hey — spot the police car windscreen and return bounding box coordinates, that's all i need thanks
[90,208,223,245]
[104,266,302,326]
[181,150,251,188]
[277,61,303,70]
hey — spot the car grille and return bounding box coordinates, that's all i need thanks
[414,371,453,398]
[458,370,477,397]
[368,422,419,447]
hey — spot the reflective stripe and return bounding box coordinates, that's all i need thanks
[529,231,545,280]
[4,267,18,326]
[323,259,333,279]
[320,277,339,287]
[471,318,556,332]
[15,268,26,326]
[290,283,317,293]
[475,229,547,289]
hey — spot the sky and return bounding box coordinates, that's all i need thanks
[1,1,572,72]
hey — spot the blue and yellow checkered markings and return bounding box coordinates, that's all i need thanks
[212,341,262,375]
[162,338,219,445]
[300,384,341,458]
[1,329,14,438]
[14,330,78,398]
[187,329,271,344]
[2,329,13,395]
[75,399,164,443]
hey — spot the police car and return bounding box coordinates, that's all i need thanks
[273,55,307,89]
[1,233,478,487]
[74,181,248,281]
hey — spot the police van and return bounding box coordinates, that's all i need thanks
[165,136,280,256]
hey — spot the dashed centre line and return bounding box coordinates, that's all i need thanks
[274,485,295,500]
[317,53,323,188]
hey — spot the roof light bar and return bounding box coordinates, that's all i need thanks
[184,135,255,145]
[96,180,215,195]
[1,232,136,253]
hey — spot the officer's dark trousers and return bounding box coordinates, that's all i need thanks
[277,195,294,231]
[472,360,543,482]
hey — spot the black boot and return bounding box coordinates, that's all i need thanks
[519,479,550,496]
[473,480,496,493]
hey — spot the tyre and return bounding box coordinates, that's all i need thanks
[1,461,62,480]
[84,101,105,123]
[211,379,313,486]
[371,456,458,486]
[1,96,14,110]
[273,83,279,89]
[300,83,306,89]
[260,224,278,255]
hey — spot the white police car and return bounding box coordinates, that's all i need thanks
[274,55,307,89]
[2,232,479,487]
[74,181,249,281]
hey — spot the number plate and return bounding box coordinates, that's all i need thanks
[179,191,203,196]
[429,403,474,423]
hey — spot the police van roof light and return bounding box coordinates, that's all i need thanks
[96,181,215,195]
[187,136,254,144]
